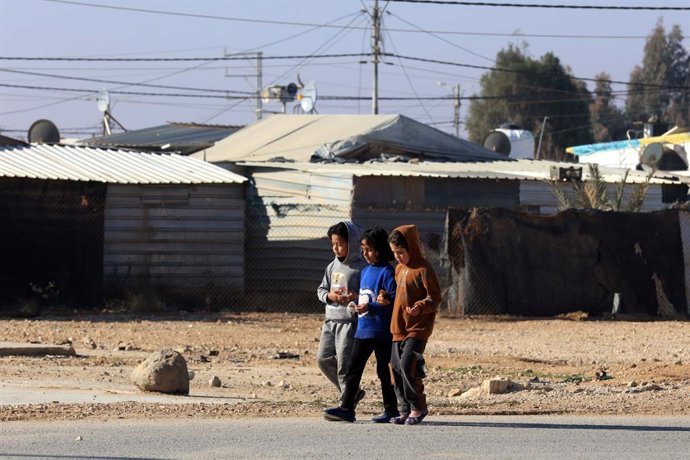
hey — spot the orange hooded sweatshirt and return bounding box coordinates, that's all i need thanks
[390,224,442,342]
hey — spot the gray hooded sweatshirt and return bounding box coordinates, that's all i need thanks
[317,220,366,322]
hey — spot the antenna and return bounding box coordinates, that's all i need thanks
[27,119,60,143]
[260,82,298,113]
[296,80,318,114]
[260,87,273,104]
[95,90,126,135]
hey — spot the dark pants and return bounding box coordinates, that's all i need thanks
[341,337,398,416]
[390,338,427,414]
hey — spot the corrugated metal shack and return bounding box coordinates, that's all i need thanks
[197,114,509,308]
[195,113,683,310]
[240,160,677,295]
[0,144,246,310]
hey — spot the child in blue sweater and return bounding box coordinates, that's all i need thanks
[323,226,399,423]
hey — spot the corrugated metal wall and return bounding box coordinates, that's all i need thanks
[241,167,674,312]
[103,183,245,307]
[243,171,523,310]
[244,168,350,309]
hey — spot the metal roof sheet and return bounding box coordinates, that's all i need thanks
[238,159,679,185]
[0,144,247,184]
[79,122,242,155]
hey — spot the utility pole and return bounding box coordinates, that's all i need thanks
[437,82,461,137]
[255,52,263,121]
[371,0,381,114]
[536,116,549,160]
[452,83,460,137]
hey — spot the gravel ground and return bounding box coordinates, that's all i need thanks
[1,312,689,422]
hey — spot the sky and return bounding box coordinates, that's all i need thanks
[0,0,688,141]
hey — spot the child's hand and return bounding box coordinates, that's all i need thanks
[376,290,390,305]
[336,292,350,304]
[355,303,368,314]
[406,302,422,316]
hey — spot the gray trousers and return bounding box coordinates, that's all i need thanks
[390,338,427,414]
[316,319,356,393]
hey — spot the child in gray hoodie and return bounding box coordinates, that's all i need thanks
[316,221,367,397]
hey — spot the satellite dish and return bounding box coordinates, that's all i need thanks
[640,142,688,171]
[639,142,664,167]
[297,80,317,113]
[482,131,511,156]
[96,90,110,113]
[27,119,60,143]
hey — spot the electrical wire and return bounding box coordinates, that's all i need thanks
[0,69,254,95]
[386,0,690,11]
[388,53,690,90]
[267,12,369,86]
[23,0,672,40]
[383,27,436,123]
[0,53,373,62]
[386,11,495,63]
[35,0,376,28]
[5,53,685,91]
[0,81,673,104]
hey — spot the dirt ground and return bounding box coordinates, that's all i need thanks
[1,311,690,422]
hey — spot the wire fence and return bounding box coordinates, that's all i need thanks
[1,189,454,315]
[2,183,687,319]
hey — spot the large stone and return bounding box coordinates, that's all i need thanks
[483,377,512,394]
[131,349,189,395]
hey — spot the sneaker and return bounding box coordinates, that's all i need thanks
[371,411,398,423]
[323,406,356,423]
[389,414,408,425]
[404,410,428,426]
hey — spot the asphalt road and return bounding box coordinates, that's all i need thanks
[2,415,689,459]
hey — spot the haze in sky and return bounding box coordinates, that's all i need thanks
[0,0,688,141]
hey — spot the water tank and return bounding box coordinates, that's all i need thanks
[483,127,535,159]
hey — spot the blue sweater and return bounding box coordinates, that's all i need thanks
[354,262,397,340]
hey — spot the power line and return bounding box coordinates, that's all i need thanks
[0,53,372,62]
[0,83,249,99]
[5,53,690,90]
[36,0,371,28]
[0,81,672,102]
[267,11,369,86]
[387,0,690,10]
[7,52,685,91]
[388,53,690,90]
[387,11,494,63]
[28,0,672,40]
[384,27,435,122]
[0,69,255,95]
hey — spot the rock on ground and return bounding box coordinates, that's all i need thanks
[131,349,189,395]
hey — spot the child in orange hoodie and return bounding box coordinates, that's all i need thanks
[387,224,442,426]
